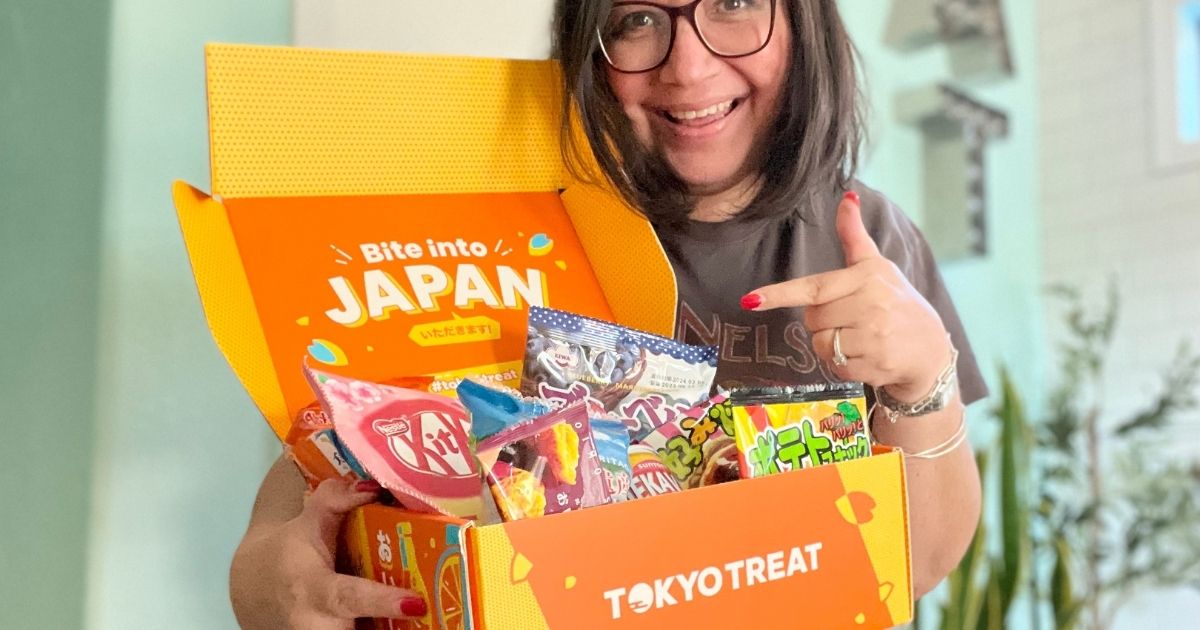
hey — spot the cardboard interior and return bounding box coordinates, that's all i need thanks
[175,44,676,438]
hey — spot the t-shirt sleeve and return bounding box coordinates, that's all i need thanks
[855,186,990,406]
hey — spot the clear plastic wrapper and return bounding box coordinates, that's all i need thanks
[521,306,717,441]
[477,402,610,521]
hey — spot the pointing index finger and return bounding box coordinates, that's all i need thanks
[744,266,866,310]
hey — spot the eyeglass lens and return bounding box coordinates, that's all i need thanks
[600,0,775,73]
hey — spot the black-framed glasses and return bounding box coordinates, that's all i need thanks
[597,0,778,74]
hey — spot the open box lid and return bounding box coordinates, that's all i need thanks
[174,44,677,438]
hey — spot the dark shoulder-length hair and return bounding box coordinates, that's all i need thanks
[554,0,864,228]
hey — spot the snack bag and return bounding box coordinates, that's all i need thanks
[286,376,433,488]
[592,418,633,502]
[285,402,368,489]
[628,444,682,499]
[304,366,483,518]
[638,395,737,490]
[457,378,551,442]
[731,383,871,479]
[477,402,609,520]
[522,306,718,440]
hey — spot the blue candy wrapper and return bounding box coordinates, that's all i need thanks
[458,378,552,442]
[591,418,633,502]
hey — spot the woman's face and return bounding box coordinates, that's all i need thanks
[605,0,793,200]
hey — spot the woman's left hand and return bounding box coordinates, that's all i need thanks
[742,191,952,402]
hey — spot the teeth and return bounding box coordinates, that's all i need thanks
[669,100,733,121]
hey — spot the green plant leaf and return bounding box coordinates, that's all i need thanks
[977,562,1004,630]
[997,367,1030,616]
[1051,536,1081,630]
[958,451,990,629]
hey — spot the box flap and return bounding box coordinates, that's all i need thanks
[173,181,290,436]
[205,44,565,198]
[561,182,677,338]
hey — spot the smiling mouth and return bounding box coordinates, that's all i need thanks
[658,98,743,127]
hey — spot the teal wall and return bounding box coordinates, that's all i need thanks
[840,1,1043,624]
[840,0,1046,416]
[1,2,110,628]
[80,1,288,628]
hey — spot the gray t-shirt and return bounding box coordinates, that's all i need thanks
[655,183,988,405]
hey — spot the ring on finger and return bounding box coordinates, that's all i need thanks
[832,327,849,367]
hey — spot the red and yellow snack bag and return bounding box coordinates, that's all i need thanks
[731,384,871,479]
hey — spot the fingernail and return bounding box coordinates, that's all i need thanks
[740,293,764,311]
[354,480,382,493]
[843,190,860,205]
[400,596,428,617]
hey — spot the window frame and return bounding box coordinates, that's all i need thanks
[1150,0,1200,169]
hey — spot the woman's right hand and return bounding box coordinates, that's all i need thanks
[230,477,428,629]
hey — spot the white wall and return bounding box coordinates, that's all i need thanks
[84,1,289,628]
[293,0,556,58]
[1038,0,1200,626]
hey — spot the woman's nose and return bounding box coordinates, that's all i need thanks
[657,17,721,86]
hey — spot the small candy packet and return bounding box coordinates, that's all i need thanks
[457,378,551,443]
[477,402,609,521]
[591,418,633,502]
[521,306,718,441]
[730,383,871,479]
[285,401,368,489]
[637,394,737,490]
[628,444,682,500]
[304,366,483,518]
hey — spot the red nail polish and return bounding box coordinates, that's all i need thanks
[843,190,860,205]
[740,293,763,310]
[400,596,428,617]
[354,480,382,493]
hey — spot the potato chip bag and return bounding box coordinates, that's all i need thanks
[731,383,871,479]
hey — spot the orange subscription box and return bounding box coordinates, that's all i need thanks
[176,44,913,630]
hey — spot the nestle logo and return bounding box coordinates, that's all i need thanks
[373,418,411,437]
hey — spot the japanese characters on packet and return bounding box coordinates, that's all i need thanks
[285,306,875,523]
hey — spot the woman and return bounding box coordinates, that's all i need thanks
[230,1,984,627]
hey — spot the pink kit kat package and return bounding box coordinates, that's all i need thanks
[304,366,483,518]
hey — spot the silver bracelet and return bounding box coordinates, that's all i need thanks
[874,335,959,423]
[905,410,968,459]
[871,407,969,460]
